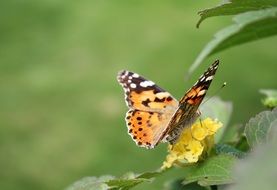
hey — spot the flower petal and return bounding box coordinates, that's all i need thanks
[161,117,222,169]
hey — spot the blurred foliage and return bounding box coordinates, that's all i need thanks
[66,172,160,190]
[260,89,277,108]
[164,180,207,190]
[245,108,277,148]
[193,7,277,72]
[215,144,246,158]
[226,139,277,190]
[182,155,235,186]
[197,0,277,27]
[0,1,277,190]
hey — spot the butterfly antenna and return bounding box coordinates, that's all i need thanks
[202,82,227,105]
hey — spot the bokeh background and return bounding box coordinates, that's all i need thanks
[1,1,276,190]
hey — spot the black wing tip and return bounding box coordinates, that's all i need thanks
[117,70,129,82]
[208,59,220,72]
[117,70,127,77]
[213,59,220,66]
[117,70,135,78]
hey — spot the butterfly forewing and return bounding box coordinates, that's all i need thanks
[180,60,219,105]
[117,70,178,111]
[161,60,220,144]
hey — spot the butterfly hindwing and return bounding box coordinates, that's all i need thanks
[126,109,173,148]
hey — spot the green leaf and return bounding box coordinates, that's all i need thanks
[164,180,208,190]
[227,139,277,190]
[66,175,114,190]
[107,171,160,190]
[197,0,277,28]
[200,96,233,143]
[219,123,244,144]
[234,135,250,152]
[183,155,236,186]
[190,7,277,74]
[260,89,277,108]
[136,171,161,179]
[244,107,277,148]
[107,178,147,190]
[66,171,161,190]
[215,144,246,158]
[268,119,277,143]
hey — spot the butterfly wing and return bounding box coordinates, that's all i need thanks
[161,60,220,144]
[117,70,178,111]
[180,60,220,106]
[117,70,178,148]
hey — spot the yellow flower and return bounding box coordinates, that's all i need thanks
[161,118,222,169]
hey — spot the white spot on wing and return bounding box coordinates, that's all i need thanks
[156,92,170,99]
[140,80,155,87]
[130,83,137,88]
[132,73,139,78]
[197,90,206,96]
[205,75,213,81]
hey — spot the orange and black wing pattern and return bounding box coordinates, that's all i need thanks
[117,70,178,148]
[162,60,220,144]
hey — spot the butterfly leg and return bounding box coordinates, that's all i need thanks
[199,117,203,128]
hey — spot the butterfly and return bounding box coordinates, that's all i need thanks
[117,60,219,149]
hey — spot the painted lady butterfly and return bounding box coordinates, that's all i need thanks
[117,60,219,149]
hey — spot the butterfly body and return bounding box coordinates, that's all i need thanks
[117,60,219,149]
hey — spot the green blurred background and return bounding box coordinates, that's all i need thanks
[1,1,276,189]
